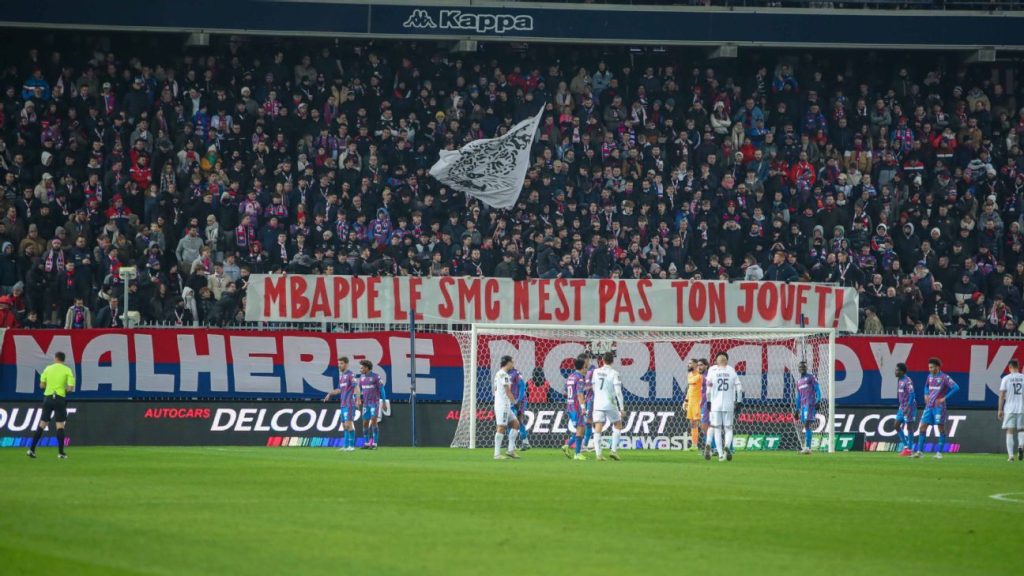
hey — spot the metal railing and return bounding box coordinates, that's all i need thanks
[133,320,463,333]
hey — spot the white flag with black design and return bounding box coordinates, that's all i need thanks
[429,107,543,209]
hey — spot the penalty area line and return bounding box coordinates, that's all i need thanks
[989,492,1024,503]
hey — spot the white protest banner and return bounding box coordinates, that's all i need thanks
[245,275,859,332]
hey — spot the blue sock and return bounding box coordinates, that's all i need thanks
[805,427,813,449]
[343,430,349,448]
[575,435,583,455]
[916,433,925,453]
[519,426,528,442]
[373,426,379,445]
[583,427,592,446]
[937,434,946,453]
[566,435,575,448]
[896,429,906,450]
[710,437,717,450]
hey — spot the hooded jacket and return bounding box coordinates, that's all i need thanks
[0,242,18,287]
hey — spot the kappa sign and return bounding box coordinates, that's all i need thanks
[402,9,534,34]
[246,275,859,331]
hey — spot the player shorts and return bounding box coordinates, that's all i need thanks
[495,402,514,426]
[362,404,378,421]
[895,407,917,425]
[338,406,356,423]
[799,405,816,424]
[592,408,622,424]
[40,395,67,423]
[920,407,947,426]
[1002,412,1024,430]
[709,410,734,428]
[686,400,702,420]
[701,403,711,426]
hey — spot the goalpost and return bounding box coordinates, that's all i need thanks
[451,324,837,453]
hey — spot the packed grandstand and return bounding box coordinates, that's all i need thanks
[0,35,1020,335]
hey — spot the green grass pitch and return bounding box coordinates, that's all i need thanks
[1,447,1020,576]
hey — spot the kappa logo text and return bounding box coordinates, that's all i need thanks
[403,9,534,34]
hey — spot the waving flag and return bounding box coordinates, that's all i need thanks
[429,107,543,209]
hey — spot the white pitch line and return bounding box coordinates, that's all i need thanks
[989,492,1024,503]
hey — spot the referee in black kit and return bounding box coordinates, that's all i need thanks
[28,352,76,459]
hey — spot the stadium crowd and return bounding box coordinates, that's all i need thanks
[0,36,1022,335]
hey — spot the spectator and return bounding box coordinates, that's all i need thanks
[176,227,204,269]
[862,307,883,334]
[743,254,764,281]
[94,295,124,328]
[64,296,92,328]
[0,296,19,328]
[0,242,18,292]
[764,251,798,282]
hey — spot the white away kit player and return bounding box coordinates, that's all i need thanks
[998,359,1024,462]
[705,352,743,462]
[493,355,521,460]
[591,351,624,461]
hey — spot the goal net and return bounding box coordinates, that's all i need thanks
[450,324,836,453]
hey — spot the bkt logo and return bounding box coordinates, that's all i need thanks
[402,9,534,34]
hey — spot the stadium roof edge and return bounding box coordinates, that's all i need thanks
[1,0,1022,50]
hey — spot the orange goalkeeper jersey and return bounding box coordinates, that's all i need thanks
[686,372,703,404]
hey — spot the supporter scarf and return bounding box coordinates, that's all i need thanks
[235,224,255,248]
[54,197,70,217]
[266,203,287,218]
[44,248,65,273]
[71,305,85,328]
[337,218,354,238]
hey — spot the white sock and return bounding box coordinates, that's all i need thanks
[724,427,733,451]
[594,432,603,458]
[1008,434,1016,459]
[494,433,503,458]
[508,429,517,452]
[1018,431,1024,450]
[714,427,724,458]
[611,427,621,452]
